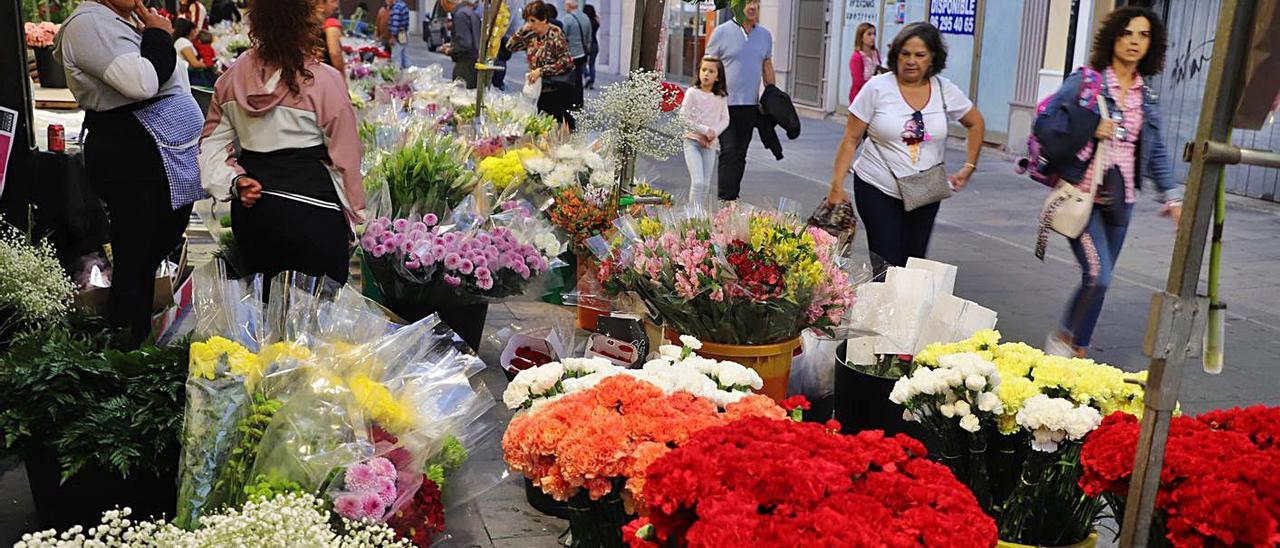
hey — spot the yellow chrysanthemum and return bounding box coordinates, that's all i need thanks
[258,341,312,365]
[349,374,415,434]
[189,336,263,384]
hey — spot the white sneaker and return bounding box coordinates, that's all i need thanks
[1044,331,1076,358]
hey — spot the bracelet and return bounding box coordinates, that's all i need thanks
[963,162,978,170]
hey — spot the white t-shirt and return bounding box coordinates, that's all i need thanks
[174,37,195,69]
[849,73,973,199]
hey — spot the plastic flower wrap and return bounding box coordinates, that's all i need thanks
[627,418,997,547]
[599,203,857,345]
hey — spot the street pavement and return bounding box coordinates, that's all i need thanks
[4,43,1279,547]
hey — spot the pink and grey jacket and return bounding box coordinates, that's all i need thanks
[199,49,365,226]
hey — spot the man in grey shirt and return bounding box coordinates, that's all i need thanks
[705,0,776,201]
[561,0,591,109]
[442,0,482,89]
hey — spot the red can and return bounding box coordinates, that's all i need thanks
[47,124,65,153]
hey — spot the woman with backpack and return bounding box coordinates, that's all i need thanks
[1035,6,1182,358]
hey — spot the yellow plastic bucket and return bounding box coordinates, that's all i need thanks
[997,532,1098,548]
[694,337,801,402]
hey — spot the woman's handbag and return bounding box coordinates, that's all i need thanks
[1035,98,1111,260]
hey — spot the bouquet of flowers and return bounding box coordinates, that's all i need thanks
[477,147,539,189]
[360,199,565,317]
[627,417,997,547]
[0,225,75,343]
[366,131,477,217]
[600,204,855,346]
[521,141,618,253]
[18,493,409,547]
[502,336,764,411]
[24,21,58,48]
[895,329,1147,545]
[1080,407,1280,547]
[576,69,691,184]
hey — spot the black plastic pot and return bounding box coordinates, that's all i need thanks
[832,345,930,443]
[379,294,489,353]
[524,477,571,520]
[33,47,67,89]
[22,445,179,531]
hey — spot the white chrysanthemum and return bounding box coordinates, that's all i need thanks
[679,335,703,350]
[523,156,555,175]
[1016,394,1103,452]
[545,165,577,188]
[533,232,564,256]
[657,345,682,359]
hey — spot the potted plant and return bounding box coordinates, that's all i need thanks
[599,205,856,401]
[0,313,190,530]
[25,21,65,89]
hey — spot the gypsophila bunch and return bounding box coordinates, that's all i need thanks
[15,493,411,548]
[575,69,691,172]
[0,224,75,339]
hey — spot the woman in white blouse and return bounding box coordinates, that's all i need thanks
[826,22,985,268]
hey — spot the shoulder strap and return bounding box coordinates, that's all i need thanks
[1087,98,1110,195]
[577,13,589,49]
[937,77,947,113]
[865,135,900,182]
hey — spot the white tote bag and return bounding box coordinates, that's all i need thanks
[1035,99,1111,259]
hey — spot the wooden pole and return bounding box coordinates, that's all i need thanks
[1118,1,1256,545]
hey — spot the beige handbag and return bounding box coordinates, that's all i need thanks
[1035,99,1110,260]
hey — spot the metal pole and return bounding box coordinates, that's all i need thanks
[1119,1,1257,545]
[1062,0,1080,81]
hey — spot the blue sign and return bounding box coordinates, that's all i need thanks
[929,0,977,35]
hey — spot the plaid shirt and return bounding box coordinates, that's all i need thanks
[507,26,574,77]
[388,0,410,36]
[1075,67,1144,204]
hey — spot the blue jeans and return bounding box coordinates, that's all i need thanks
[683,138,716,205]
[1061,203,1135,347]
[392,42,410,69]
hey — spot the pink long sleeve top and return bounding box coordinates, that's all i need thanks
[680,87,731,149]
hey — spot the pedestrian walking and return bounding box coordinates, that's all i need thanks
[680,57,729,206]
[200,0,365,288]
[376,0,392,55]
[507,1,577,129]
[56,0,203,347]
[704,0,774,201]
[442,0,481,88]
[825,22,985,270]
[317,0,346,74]
[848,22,881,103]
[388,0,412,69]
[583,4,600,89]
[1037,6,1181,358]
[561,0,591,109]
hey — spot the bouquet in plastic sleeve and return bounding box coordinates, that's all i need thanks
[522,141,618,254]
[599,202,857,346]
[365,129,478,218]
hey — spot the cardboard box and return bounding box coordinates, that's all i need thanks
[73,240,189,315]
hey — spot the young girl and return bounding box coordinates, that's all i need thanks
[680,57,729,205]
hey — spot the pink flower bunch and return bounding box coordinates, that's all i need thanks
[471,135,521,159]
[362,210,553,297]
[25,22,59,49]
[333,457,398,521]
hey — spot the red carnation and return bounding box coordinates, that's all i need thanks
[387,476,445,546]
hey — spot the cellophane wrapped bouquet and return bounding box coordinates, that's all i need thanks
[522,140,618,254]
[173,264,503,545]
[599,203,856,346]
[360,197,566,316]
[890,329,1146,545]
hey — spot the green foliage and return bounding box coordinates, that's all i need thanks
[0,313,189,482]
[219,215,233,228]
[242,474,304,502]
[424,435,468,489]
[218,394,285,506]
[369,133,477,216]
[23,0,79,24]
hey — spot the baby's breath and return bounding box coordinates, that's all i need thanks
[576,69,691,174]
[0,224,74,337]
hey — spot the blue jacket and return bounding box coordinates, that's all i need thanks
[1033,68,1183,204]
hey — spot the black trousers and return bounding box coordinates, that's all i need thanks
[571,56,587,109]
[451,54,478,89]
[538,87,575,130]
[84,120,191,347]
[717,106,758,201]
[853,174,941,270]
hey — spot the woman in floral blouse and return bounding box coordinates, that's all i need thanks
[508,0,576,128]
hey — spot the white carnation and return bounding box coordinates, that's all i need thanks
[939,403,956,418]
[977,391,1002,413]
[679,335,703,350]
[959,414,982,433]
[952,400,971,417]
[657,345,683,359]
[1015,395,1103,452]
[965,374,987,391]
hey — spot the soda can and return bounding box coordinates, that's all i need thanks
[48,124,65,153]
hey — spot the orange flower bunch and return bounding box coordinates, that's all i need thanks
[502,375,785,505]
[547,187,615,254]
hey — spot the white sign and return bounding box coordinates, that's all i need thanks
[845,0,879,25]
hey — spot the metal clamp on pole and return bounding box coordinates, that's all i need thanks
[1142,292,1208,360]
[1183,139,1280,168]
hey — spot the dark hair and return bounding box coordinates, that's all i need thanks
[546,4,559,20]
[198,30,213,43]
[249,0,317,96]
[523,1,551,21]
[694,57,728,97]
[886,22,947,78]
[583,4,598,23]
[1089,6,1167,76]
[174,18,196,42]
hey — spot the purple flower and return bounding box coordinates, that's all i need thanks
[474,266,491,280]
[372,244,387,258]
[378,231,395,244]
[389,233,404,247]
[424,213,439,226]
[418,249,436,264]
[400,240,414,253]
[360,491,386,519]
[516,264,531,280]
[367,223,385,238]
[444,253,462,270]
[375,477,397,506]
[476,233,493,246]
[369,457,396,479]
[407,229,424,241]
[471,254,489,269]
[459,259,474,275]
[392,218,409,232]
[485,247,500,261]
[477,276,494,291]
[443,232,459,245]
[334,493,365,520]
[431,245,448,259]
[444,274,462,286]
[345,463,380,492]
